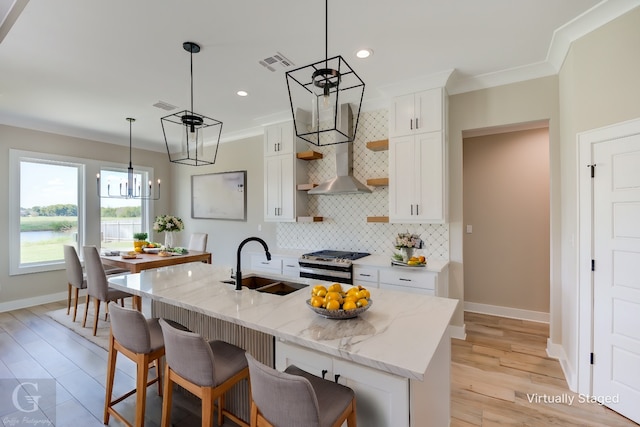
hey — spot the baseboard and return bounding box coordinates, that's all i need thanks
[449,324,466,340]
[464,301,549,323]
[547,338,577,392]
[0,291,67,313]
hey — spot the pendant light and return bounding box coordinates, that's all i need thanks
[285,0,365,146]
[97,118,161,200]
[161,41,223,166]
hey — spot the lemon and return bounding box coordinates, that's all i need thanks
[325,291,343,304]
[325,300,341,311]
[328,283,343,293]
[310,296,324,308]
[360,288,371,299]
[343,295,358,305]
[343,301,357,311]
[356,298,369,308]
[312,285,327,296]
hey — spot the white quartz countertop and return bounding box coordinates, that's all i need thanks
[108,263,457,381]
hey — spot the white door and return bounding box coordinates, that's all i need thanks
[592,133,640,423]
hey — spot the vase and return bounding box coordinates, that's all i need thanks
[164,232,174,249]
[399,247,414,262]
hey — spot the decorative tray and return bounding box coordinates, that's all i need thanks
[306,299,372,320]
[391,259,427,267]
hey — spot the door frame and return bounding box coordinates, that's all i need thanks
[577,117,640,396]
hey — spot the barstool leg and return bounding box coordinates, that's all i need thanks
[161,366,173,427]
[104,334,117,424]
[134,353,149,427]
[72,287,80,322]
[82,295,90,328]
[67,284,72,315]
[202,387,214,427]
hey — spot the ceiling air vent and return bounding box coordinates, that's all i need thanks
[259,52,294,72]
[153,101,177,111]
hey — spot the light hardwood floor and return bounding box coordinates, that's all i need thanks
[1,303,638,426]
[451,311,638,427]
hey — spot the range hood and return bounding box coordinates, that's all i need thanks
[307,141,372,195]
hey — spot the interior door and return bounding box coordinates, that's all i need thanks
[592,133,640,423]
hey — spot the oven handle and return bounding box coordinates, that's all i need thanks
[299,266,352,280]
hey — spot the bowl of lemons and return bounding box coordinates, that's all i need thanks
[306,283,372,319]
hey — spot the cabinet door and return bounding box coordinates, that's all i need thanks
[389,94,416,137]
[264,155,296,222]
[275,341,333,379]
[251,255,282,274]
[353,266,379,288]
[264,156,282,220]
[281,257,300,277]
[415,131,444,222]
[414,88,442,134]
[389,135,417,221]
[333,358,409,427]
[265,122,294,156]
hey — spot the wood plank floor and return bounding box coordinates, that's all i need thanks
[1,303,638,426]
[451,311,638,427]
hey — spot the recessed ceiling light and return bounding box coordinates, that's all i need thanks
[356,49,373,59]
[237,90,248,97]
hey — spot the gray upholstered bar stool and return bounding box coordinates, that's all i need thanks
[104,302,165,427]
[245,353,357,427]
[159,318,250,427]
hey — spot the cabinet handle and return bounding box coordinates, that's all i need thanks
[410,119,413,130]
[285,264,295,268]
[360,273,371,277]
[410,204,414,215]
[322,369,328,379]
[416,204,419,215]
[399,278,412,282]
[260,261,270,265]
[334,374,340,383]
[416,118,419,129]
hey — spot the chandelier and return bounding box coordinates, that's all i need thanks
[161,42,223,166]
[97,118,161,200]
[285,0,365,146]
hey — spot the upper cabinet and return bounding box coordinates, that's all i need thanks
[389,88,443,138]
[389,87,448,224]
[265,121,295,156]
[263,122,308,222]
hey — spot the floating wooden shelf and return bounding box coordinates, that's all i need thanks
[366,139,389,151]
[297,183,318,191]
[296,151,323,160]
[366,216,389,223]
[297,216,324,223]
[366,178,389,187]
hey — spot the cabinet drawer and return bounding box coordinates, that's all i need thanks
[379,268,436,290]
[353,266,378,284]
[251,255,282,273]
[281,257,300,278]
[380,282,435,296]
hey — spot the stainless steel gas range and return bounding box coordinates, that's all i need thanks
[298,250,370,285]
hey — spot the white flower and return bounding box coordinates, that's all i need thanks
[153,214,184,233]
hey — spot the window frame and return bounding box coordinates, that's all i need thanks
[9,149,155,276]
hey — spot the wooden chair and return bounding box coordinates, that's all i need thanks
[245,353,357,427]
[188,232,208,252]
[104,302,165,427]
[82,245,136,336]
[63,245,128,322]
[159,318,249,427]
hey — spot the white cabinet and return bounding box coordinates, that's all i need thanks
[265,121,294,155]
[263,122,308,222]
[389,131,446,223]
[250,254,282,274]
[276,341,409,427]
[353,265,379,288]
[281,256,300,278]
[389,88,443,138]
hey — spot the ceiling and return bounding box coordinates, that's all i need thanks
[0,0,633,153]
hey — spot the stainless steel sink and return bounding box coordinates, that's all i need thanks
[221,276,307,296]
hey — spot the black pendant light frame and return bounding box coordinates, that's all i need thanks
[161,41,222,166]
[285,0,365,147]
[97,117,161,200]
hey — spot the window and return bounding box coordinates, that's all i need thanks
[98,168,149,251]
[9,149,155,275]
[10,152,84,274]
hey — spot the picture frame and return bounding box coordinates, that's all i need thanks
[191,171,247,221]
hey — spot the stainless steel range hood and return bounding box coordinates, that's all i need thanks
[307,141,372,195]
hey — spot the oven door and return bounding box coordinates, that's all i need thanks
[298,260,352,284]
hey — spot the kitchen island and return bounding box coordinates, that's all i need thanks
[108,262,458,426]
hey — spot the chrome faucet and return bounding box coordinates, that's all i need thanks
[236,237,271,291]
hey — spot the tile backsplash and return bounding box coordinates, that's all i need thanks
[277,109,449,260]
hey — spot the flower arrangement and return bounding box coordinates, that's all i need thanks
[153,214,184,233]
[394,232,423,249]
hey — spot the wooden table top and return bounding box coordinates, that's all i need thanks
[101,250,211,274]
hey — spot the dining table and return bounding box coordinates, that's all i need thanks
[100,249,212,274]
